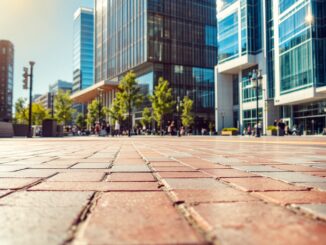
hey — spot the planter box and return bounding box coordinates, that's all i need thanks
[221,131,238,136]
[42,119,57,137]
[267,130,277,136]
[13,124,28,137]
[57,125,64,137]
[0,122,14,138]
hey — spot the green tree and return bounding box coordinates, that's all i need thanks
[107,93,125,125]
[54,90,76,125]
[150,77,175,132]
[15,97,28,124]
[14,98,48,125]
[118,71,144,136]
[181,96,194,131]
[86,99,106,127]
[19,103,49,125]
[32,103,49,125]
[75,113,86,129]
[141,107,152,129]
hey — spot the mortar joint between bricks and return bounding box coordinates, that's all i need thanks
[63,192,102,245]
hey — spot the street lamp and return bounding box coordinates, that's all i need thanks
[176,96,181,137]
[22,61,35,138]
[251,69,263,138]
[51,93,55,118]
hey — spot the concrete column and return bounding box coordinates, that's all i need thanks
[215,72,234,132]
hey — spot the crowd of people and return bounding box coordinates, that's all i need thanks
[242,119,302,136]
[68,119,215,137]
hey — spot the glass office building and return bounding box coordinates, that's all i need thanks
[276,0,326,134]
[92,0,217,129]
[73,8,94,94]
[0,40,14,122]
[215,0,326,134]
[215,0,272,132]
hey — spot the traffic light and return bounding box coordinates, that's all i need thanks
[23,67,29,89]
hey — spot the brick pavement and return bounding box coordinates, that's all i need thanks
[0,136,325,245]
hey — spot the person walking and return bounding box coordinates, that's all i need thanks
[247,124,252,136]
[106,124,111,137]
[115,121,120,136]
[278,120,285,136]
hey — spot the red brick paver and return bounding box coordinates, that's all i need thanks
[76,192,206,244]
[157,171,210,178]
[1,136,326,245]
[29,181,160,191]
[106,172,156,182]
[223,177,309,192]
[0,178,40,190]
[253,191,326,205]
[202,168,258,178]
[171,189,256,204]
[190,201,326,245]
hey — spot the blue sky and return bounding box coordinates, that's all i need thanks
[0,0,94,104]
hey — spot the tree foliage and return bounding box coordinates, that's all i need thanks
[54,90,75,125]
[86,99,106,126]
[141,107,152,128]
[107,93,125,125]
[15,97,28,124]
[14,98,49,125]
[75,113,86,129]
[118,71,144,135]
[181,96,194,129]
[31,103,49,125]
[149,77,175,130]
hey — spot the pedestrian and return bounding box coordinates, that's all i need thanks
[115,121,120,136]
[168,124,172,136]
[106,124,110,137]
[95,123,100,135]
[278,120,285,136]
[180,126,185,136]
[247,124,252,136]
[273,120,277,127]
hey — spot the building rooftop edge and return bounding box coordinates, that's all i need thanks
[74,7,94,19]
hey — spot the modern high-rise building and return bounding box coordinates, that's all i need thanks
[0,40,14,122]
[49,80,72,95]
[215,0,326,134]
[72,0,217,129]
[72,8,94,94]
[35,80,72,110]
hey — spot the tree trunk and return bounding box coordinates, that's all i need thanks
[160,120,163,136]
[128,110,131,137]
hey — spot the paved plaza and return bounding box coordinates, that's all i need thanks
[0,136,326,245]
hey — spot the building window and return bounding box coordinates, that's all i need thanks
[218,12,239,63]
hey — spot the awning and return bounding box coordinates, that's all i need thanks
[71,80,119,103]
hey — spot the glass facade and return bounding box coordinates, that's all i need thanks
[95,0,147,83]
[218,0,238,11]
[73,8,94,93]
[279,0,300,13]
[240,0,262,55]
[95,0,217,121]
[0,40,14,122]
[241,67,262,103]
[218,0,262,64]
[312,0,326,88]
[293,100,326,134]
[279,0,326,94]
[218,12,239,63]
[243,108,263,128]
[266,0,275,98]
